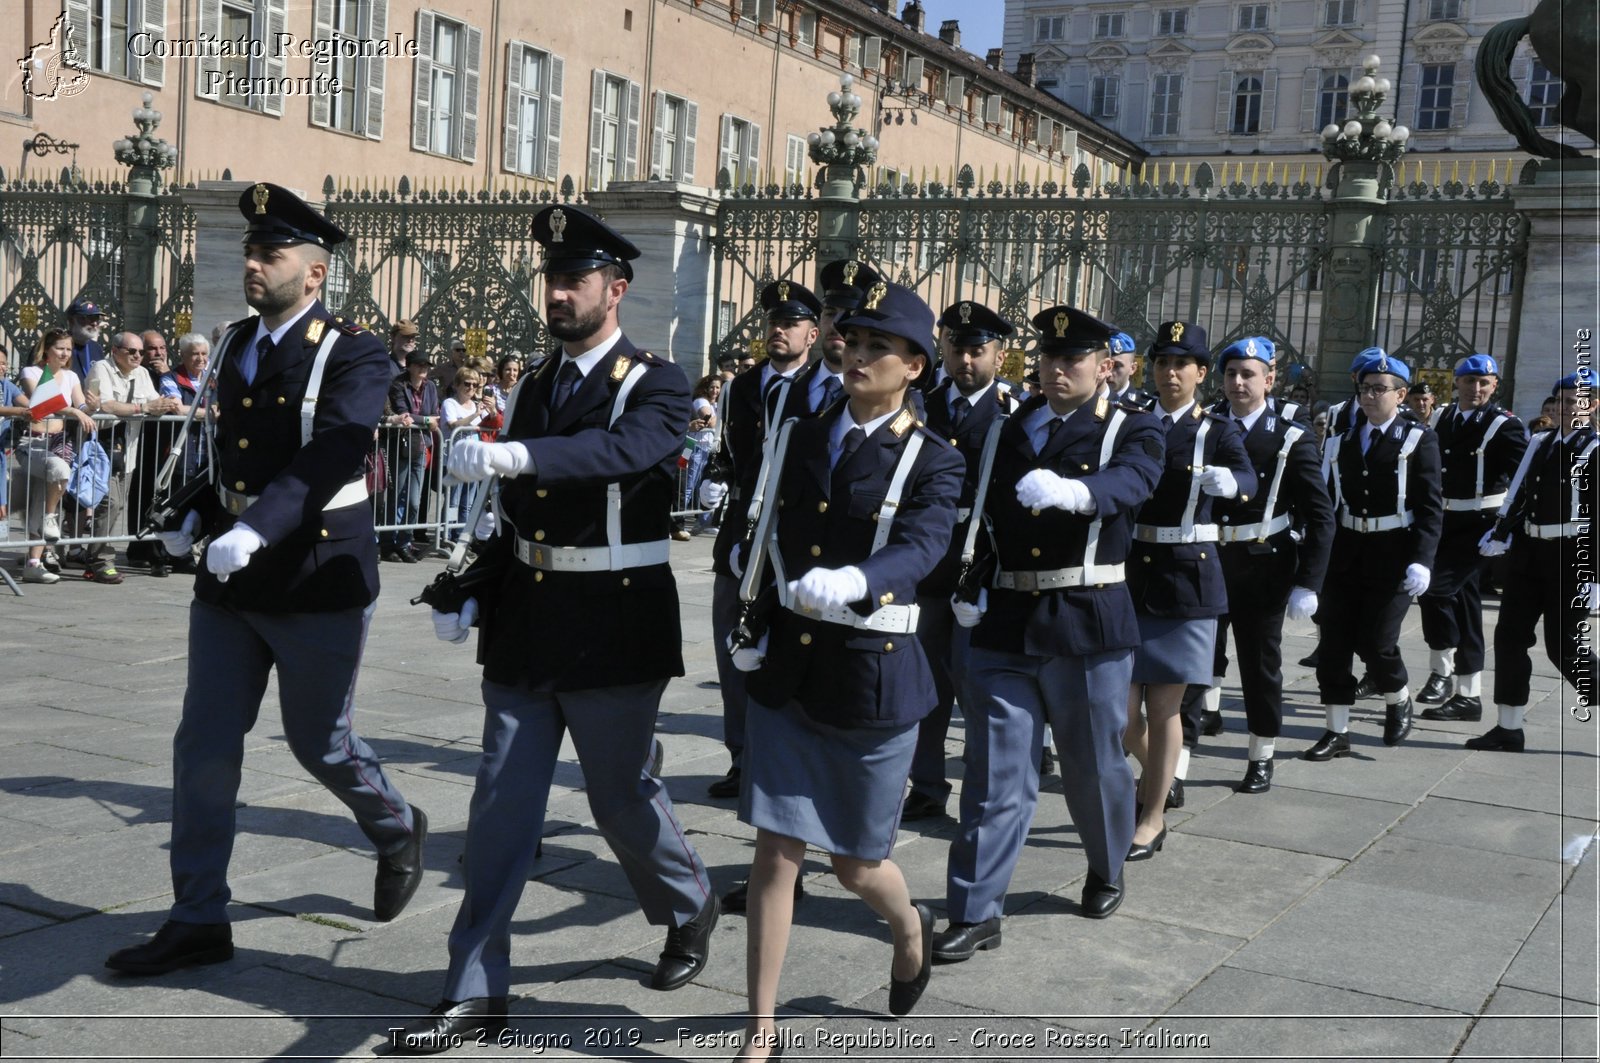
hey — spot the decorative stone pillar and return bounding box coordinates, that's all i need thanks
[178,181,258,340]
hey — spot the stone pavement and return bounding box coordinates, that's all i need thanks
[0,536,1595,1061]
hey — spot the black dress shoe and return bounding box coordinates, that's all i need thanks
[1352,674,1379,700]
[888,903,934,1016]
[720,873,804,915]
[1165,779,1185,810]
[390,998,508,1055]
[707,765,741,799]
[1126,827,1167,862]
[374,807,427,922]
[901,790,947,821]
[106,920,233,975]
[1383,697,1413,746]
[932,916,1001,962]
[1201,708,1224,736]
[1421,694,1482,722]
[1080,869,1124,919]
[1237,759,1273,794]
[149,562,170,578]
[1298,648,1321,668]
[1303,730,1352,761]
[1465,725,1525,752]
[1416,672,1454,705]
[652,895,718,990]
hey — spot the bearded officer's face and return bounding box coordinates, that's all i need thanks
[546,268,625,343]
[243,243,321,317]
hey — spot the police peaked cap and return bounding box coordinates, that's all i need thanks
[1148,320,1209,361]
[818,258,885,311]
[239,182,347,250]
[939,300,1014,346]
[1032,305,1115,357]
[761,279,822,322]
[1215,335,1276,369]
[1359,349,1412,384]
[835,281,938,386]
[532,205,640,282]
[1455,353,1499,377]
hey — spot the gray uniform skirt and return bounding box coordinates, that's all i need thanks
[1131,615,1218,686]
[739,697,917,861]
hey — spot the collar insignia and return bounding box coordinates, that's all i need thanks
[890,407,915,437]
[252,183,270,215]
[1094,395,1109,420]
[304,317,326,344]
[609,355,632,381]
[550,209,567,244]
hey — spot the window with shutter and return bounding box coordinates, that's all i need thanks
[217,0,254,107]
[1416,62,1454,129]
[1090,75,1119,118]
[413,12,481,160]
[137,0,165,86]
[260,0,286,115]
[784,133,806,183]
[364,0,385,139]
[1318,70,1349,130]
[325,0,371,134]
[83,0,133,78]
[718,114,759,184]
[1149,72,1182,136]
[411,8,434,150]
[430,19,460,152]
[1232,75,1262,134]
[653,92,694,181]
[588,71,638,187]
[1526,60,1562,126]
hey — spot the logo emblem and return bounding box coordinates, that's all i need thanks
[1169,322,1185,343]
[865,282,887,311]
[1377,352,1389,373]
[778,281,790,303]
[17,15,89,101]
[842,261,860,286]
[549,209,567,243]
[1244,338,1258,358]
[959,302,973,324]
[1053,312,1069,338]
[252,184,270,215]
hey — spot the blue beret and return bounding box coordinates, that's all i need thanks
[1109,332,1136,356]
[1216,336,1276,369]
[1455,353,1499,377]
[938,300,1014,346]
[1552,366,1595,394]
[1359,350,1411,384]
[761,279,822,322]
[239,182,347,250]
[1148,320,1209,361]
[532,205,640,282]
[1350,346,1387,375]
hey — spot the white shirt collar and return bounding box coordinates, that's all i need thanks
[762,358,805,390]
[559,326,624,377]
[831,404,900,451]
[950,379,996,408]
[250,302,318,350]
[1232,403,1268,432]
[1366,414,1399,437]
[1159,399,1196,422]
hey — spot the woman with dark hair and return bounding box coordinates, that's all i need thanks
[13,328,98,582]
[675,374,723,539]
[730,282,962,1060]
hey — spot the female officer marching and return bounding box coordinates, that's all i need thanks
[728,281,962,1060]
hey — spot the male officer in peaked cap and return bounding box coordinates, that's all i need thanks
[934,305,1163,962]
[396,204,715,1052]
[106,183,426,976]
[903,299,1019,821]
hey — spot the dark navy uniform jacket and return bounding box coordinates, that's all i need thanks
[970,395,1165,657]
[1326,417,1444,580]
[1434,402,1529,508]
[190,301,388,613]
[1127,405,1256,619]
[468,336,691,691]
[1210,403,1334,594]
[745,403,962,730]
[921,379,1020,596]
[1490,425,1597,547]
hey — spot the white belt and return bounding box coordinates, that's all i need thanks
[514,537,671,571]
[1339,511,1414,533]
[1524,520,1588,540]
[1218,513,1293,543]
[994,563,1126,590]
[1443,493,1506,512]
[218,479,368,517]
[1133,524,1219,544]
[782,598,920,634]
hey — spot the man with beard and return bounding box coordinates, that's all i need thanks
[66,298,107,380]
[397,206,715,1052]
[105,183,426,977]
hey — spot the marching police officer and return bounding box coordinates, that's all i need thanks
[903,299,1019,821]
[1210,337,1334,792]
[1473,370,1597,751]
[934,306,1164,963]
[1415,354,1528,723]
[106,183,425,976]
[396,206,715,1052]
[1306,352,1443,760]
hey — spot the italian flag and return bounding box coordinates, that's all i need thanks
[29,367,68,420]
[678,434,696,468]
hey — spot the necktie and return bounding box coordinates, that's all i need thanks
[831,425,864,476]
[550,360,582,411]
[1362,426,1377,456]
[239,335,271,386]
[950,395,970,430]
[1041,416,1064,451]
[819,374,844,411]
[1161,413,1174,433]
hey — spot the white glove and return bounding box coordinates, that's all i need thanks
[952,588,987,628]
[206,524,266,582]
[730,632,768,672]
[1402,563,1431,597]
[792,566,869,612]
[729,543,745,578]
[157,510,200,556]
[448,439,532,482]
[1286,586,1319,621]
[1196,466,1239,498]
[472,507,497,540]
[1016,469,1093,513]
[698,479,727,509]
[432,598,478,643]
[1478,529,1510,557]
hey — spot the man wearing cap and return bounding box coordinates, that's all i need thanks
[105,183,426,977]
[66,298,107,380]
[934,305,1163,962]
[399,205,715,1050]
[1472,370,1596,752]
[1305,352,1443,761]
[703,275,831,807]
[1413,354,1528,723]
[903,299,1018,822]
[388,319,420,377]
[1207,337,1334,792]
[1409,381,1437,423]
[1105,331,1150,407]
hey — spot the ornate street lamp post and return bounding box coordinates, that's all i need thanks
[807,73,880,261]
[113,91,179,330]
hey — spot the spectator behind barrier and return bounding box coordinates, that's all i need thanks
[14,329,98,583]
[0,344,31,523]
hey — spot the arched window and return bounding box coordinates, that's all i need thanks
[1232,75,1263,134]
[1318,72,1349,130]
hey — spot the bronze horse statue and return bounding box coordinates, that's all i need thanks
[1476,0,1597,158]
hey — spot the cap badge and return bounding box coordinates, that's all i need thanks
[1053,312,1068,338]
[1244,339,1258,358]
[865,282,887,311]
[959,302,973,324]
[778,281,790,302]
[252,183,270,215]
[842,261,860,286]
[549,209,567,244]
[1169,322,1185,343]
[1377,353,1389,373]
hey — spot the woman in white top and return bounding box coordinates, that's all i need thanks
[674,374,723,540]
[440,368,491,541]
[14,329,97,582]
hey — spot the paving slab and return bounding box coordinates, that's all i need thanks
[1457,986,1599,1061]
[1501,851,1600,1005]
[1179,784,1410,860]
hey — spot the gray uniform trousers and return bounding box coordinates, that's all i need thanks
[946,646,1135,923]
[711,572,749,764]
[444,678,712,1000]
[170,598,415,924]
